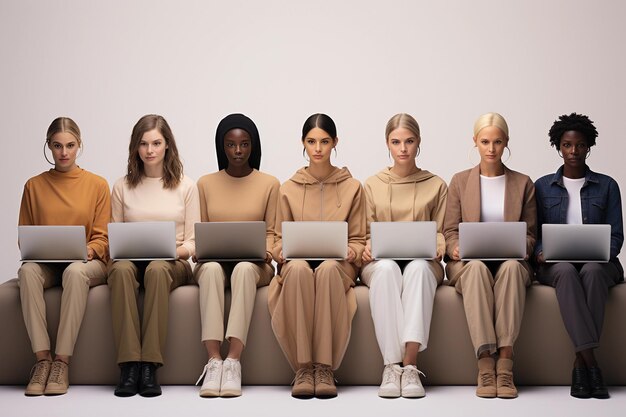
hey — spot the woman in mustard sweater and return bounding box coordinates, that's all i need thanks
[194,114,279,397]
[443,112,536,399]
[361,113,447,398]
[18,117,111,396]
[107,114,200,397]
[269,113,366,399]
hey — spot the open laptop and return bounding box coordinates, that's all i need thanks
[542,224,610,263]
[18,225,88,263]
[108,221,177,261]
[282,221,347,260]
[371,221,437,260]
[195,221,266,262]
[459,222,527,261]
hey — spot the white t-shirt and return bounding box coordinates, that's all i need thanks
[480,175,505,222]
[563,176,585,224]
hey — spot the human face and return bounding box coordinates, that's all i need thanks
[224,128,252,170]
[559,130,589,171]
[387,127,420,166]
[138,128,167,173]
[473,126,508,165]
[303,127,336,165]
[48,131,80,172]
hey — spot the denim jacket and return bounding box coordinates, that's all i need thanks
[534,165,623,277]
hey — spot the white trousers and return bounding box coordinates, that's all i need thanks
[360,259,440,365]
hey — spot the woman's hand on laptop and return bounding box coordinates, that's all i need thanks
[86,247,95,261]
[176,246,190,260]
[435,247,444,262]
[278,250,285,264]
[346,247,356,263]
[361,242,372,264]
[451,246,461,261]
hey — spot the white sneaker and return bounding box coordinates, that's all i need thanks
[401,365,425,398]
[220,358,242,397]
[196,358,223,397]
[378,364,402,398]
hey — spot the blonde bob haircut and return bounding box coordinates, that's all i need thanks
[473,112,509,139]
[385,113,421,142]
[46,117,82,146]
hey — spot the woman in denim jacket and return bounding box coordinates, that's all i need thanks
[534,113,623,399]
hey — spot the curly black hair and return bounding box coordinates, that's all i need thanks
[548,113,598,148]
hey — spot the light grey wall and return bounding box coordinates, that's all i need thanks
[1,0,625,282]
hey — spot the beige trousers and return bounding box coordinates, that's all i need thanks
[194,261,273,345]
[268,260,357,371]
[107,260,191,365]
[18,260,107,356]
[446,260,531,357]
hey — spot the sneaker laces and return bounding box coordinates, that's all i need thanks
[222,359,240,383]
[29,360,50,386]
[315,365,335,386]
[382,365,402,385]
[292,368,314,386]
[48,361,66,384]
[402,365,425,385]
[479,370,496,387]
[195,358,222,385]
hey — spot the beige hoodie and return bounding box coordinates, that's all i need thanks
[364,167,448,257]
[272,166,366,266]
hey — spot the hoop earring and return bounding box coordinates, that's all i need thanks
[78,142,84,159]
[388,150,391,161]
[302,148,310,162]
[43,142,54,165]
[467,145,479,166]
[502,146,511,164]
[333,147,337,158]
[416,147,421,159]
[557,149,563,158]
[585,147,591,159]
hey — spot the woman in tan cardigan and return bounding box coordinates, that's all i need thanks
[443,112,536,399]
[268,113,366,399]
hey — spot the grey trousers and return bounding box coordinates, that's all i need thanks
[536,262,621,351]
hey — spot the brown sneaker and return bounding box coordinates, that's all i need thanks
[476,357,496,398]
[291,367,314,399]
[314,364,337,398]
[25,360,52,396]
[44,360,69,395]
[496,358,518,398]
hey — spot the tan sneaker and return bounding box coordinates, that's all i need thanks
[476,357,496,398]
[291,367,314,399]
[44,360,69,395]
[496,358,518,398]
[314,364,337,398]
[25,360,52,396]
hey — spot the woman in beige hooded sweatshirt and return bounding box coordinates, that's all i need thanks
[269,113,366,399]
[361,113,447,398]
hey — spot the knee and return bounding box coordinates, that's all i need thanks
[145,260,170,275]
[17,263,42,286]
[196,262,225,285]
[281,260,313,284]
[231,262,257,284]
[368,260,402,288]
[580,263,603,278]
[315,260,342,275]
[463,261,491,281]
[107,261,136,287]
[61,263,90,287]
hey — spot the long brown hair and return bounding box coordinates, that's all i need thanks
[126,114,183,189]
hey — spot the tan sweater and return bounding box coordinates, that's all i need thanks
[196,169,280,253]
[111,175,200,257]
[272,166,366,266]
[19,166,111,261]
[364,167,448,257]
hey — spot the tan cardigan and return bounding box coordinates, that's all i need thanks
[443,165,537,282]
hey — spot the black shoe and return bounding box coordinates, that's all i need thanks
[570,367,591,399]
[588,367,609,399]
[114,362,140,397]
[139,362,162,397]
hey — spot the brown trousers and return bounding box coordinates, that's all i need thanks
[18,260,107,356]
[268,260,357,371]
[446,260,531,357]
[193,261,273,346]
[107,260,191,365]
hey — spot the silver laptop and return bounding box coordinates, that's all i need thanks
[108,221,177,261]
[282,221,347,260]
[18,225,88,262]
[371,221,437,260]
[543,224,610,263]
[459,222,527,261]
[195,221,266,262]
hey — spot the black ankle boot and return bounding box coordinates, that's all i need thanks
[139,362,162,397]
[114,362,140,397]
[570,367,591,399]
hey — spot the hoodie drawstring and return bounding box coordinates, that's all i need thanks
[301,183,307,221]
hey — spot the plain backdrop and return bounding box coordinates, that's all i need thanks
[1,0,625,283]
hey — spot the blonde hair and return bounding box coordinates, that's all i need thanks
[46,117,82,145]
[473,112,509,139]
[385,113,421,142]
